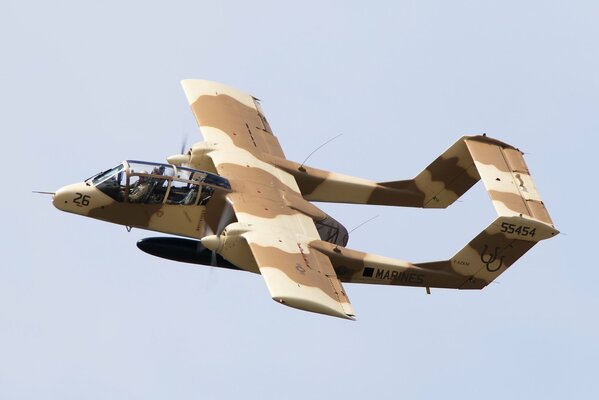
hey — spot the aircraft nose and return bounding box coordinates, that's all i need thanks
[52,182,89,213]
[52,186,70,211]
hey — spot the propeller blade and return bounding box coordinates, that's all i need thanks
[203,223,214,237]
[216,201,234,235]
[180,132,189,155]
[202,202,232,238]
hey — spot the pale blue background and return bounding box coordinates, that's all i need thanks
[1,1,596,399]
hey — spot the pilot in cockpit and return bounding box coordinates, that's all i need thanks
[129,166,165,203]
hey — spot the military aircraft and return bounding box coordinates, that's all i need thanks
[51,80,559,320]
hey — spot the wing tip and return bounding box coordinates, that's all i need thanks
[273,296,356,320]
[180,79,255,108]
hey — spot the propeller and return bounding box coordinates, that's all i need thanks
[167,132,192,166]
[202,199,235,267]
[199,199,235,290]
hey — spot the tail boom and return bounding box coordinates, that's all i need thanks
[309,239,488,289]
[307,135,558,290]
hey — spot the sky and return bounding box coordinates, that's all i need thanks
[1,0,597,398]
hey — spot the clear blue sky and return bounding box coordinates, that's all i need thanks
[1,1,597,399]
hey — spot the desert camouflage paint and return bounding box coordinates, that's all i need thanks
[53,79,558,320]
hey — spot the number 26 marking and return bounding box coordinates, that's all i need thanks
[73,192,90,207]
[500,222,536,237]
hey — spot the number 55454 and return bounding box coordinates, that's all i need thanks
[500,222,536,237]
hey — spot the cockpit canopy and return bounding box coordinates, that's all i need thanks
[88,161,230,205]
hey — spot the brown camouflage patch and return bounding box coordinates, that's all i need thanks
[190,94,286,158]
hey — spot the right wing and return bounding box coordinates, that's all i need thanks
[180,79,286,159]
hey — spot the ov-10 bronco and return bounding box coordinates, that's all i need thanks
[51,80,558,320]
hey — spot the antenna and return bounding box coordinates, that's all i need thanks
[298,133,343,172]
[334,215,378,253]
[347,215,379,235]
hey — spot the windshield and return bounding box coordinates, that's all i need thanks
[89,164,126,201]
[90,164,125,186]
